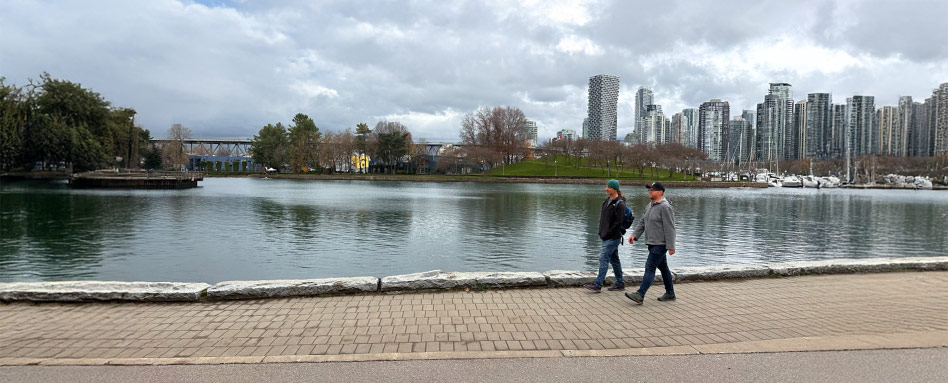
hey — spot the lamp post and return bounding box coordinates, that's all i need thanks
[126,113,135,169]
[554,160,557,177]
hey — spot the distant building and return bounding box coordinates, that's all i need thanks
[756,83,794,164]
[846,95,876,157]
[934,83,948,155]
[741,109,756,160]
[793,100,807,160]
[635,86,654,140]
[523,119,538,148]
[832,104,848,158]
[624,131,640,146]
[699,99,730,161]
[876,106,898,155]
[587,74,620,141]
[897,96,916,157]
[844,95,876,181]
[728,117,752,163]
[671,112,683,144]
[642,104,666,143]
[554,128,578,141]
[682,108,699,149]
[805,93,832,158]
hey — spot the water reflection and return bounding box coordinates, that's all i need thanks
[1,178,946,283]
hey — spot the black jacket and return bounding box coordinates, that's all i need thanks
[598,196,626,240]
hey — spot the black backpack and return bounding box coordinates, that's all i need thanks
[607,198,635,234]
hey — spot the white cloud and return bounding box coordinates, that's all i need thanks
[379,109,464,141]
[292,82,339,99]
[555,35,604,56]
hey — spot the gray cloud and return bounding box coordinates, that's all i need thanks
[1,0,944,142]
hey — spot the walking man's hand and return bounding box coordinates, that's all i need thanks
[628,236,635,245]
[669,249,676,255]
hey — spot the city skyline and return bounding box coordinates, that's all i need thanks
[1,0,946,142]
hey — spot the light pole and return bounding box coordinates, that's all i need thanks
[126,113,135,169]
[554,160,557,177]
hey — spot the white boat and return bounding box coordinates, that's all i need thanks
[913,177,933,189]
[782,175,802,188]
[762,173,782,187]
[801,175,819,188]
[818,176,841,188]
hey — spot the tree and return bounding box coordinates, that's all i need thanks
[355,122,371,157]
[459,106,530,165]
[105,108,138,169]
[337,128,356,173]
[1,74,150,172]
[287,113,321,173]
[0,78,28,171]
[410,139,430,174]
[373,121,411,174]
[318,131,341,173]
[143,146,162,170]
[250,122,288,171]
[162,123,191,170]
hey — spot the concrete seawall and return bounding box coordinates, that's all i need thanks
[1,257,945,303]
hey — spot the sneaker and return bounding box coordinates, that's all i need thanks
[624,292,643,305]
[583,283,601,293]
[657,293,676,301]
[606,285,625,291]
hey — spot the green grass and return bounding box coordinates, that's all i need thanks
[484,155,698,181]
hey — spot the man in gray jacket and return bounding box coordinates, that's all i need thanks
[625,182,676,305]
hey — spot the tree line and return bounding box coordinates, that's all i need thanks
[1,74,152,172]
[250,115,420,174]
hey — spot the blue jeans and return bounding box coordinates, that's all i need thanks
[594,238,624,287]
[637,244,674,297]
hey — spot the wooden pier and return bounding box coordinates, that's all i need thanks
[69,171,203,189]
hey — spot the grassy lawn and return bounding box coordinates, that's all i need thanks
[484,155,698,181]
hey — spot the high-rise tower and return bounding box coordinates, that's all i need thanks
[587,75,620,141]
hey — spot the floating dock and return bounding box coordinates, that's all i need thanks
[69,171,203,189]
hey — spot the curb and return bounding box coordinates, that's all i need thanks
[0,331,943,366]
[1,257,946,303]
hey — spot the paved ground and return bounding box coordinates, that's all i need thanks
[1,272,946,366]
[3,348,946,383]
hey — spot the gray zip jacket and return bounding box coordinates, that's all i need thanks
[630,198,676,250]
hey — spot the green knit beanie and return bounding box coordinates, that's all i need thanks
[606,179,620,190]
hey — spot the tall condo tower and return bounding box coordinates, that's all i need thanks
[699,99,730,161]
[635,86,654,142]
[756,83,794,165]
[587,75,620,141]
[805,93,832,158]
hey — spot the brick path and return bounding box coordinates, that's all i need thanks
[1,272,946,366]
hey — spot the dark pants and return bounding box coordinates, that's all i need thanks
[637,244,674,297]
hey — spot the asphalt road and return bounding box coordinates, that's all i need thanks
[2,348,946,383]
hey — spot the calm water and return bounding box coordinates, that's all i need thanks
[1,178,946,283]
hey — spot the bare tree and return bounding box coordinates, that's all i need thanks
[436,146,463,174]
[162,123,191,170]
[459,106,529,165]
[337,128,356,173]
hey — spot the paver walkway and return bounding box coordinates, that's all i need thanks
[1,272,946,366]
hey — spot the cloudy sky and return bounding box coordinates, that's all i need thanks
[2,0,946,141]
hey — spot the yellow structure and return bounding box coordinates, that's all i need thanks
[351,154,371,170]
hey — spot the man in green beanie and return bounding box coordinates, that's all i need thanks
[583,179,627,292]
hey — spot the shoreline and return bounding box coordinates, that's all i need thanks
[1,256,945,303]
[246,173,765,188]
[6,172,948,190]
